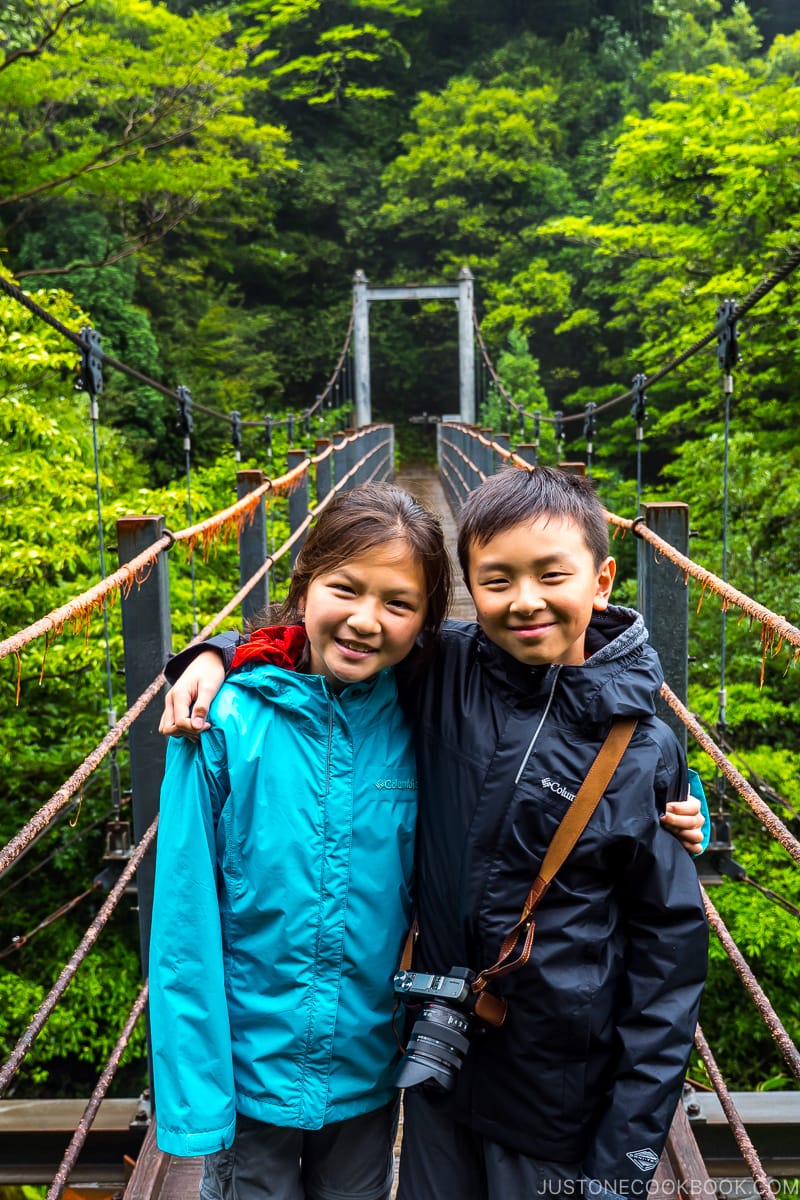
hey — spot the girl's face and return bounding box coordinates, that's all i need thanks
[300,539,428,691]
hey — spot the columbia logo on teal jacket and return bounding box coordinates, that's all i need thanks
[149,660,417,1157]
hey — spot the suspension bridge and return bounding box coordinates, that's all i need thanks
[1,259,800,1199]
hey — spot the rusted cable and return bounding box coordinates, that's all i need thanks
[694,1024,773,1200]
[0,675,164,880]
[46,982,149,1200]
[3,425,385,686]
[701,887,800,1082]
[0,534,171,665]
[628,519,800,663]
[0,881,103,959]
[0,804,114,899]
[0,816,157,1096]
[0,463,307,667]
[170,458,309,551]
[660,682,800,867]
[439,430,487,486]
[309,305,355,415]
[0,432,389,878]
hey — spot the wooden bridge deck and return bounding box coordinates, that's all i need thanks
[123,1099,713,1200]
[394,467,475,621]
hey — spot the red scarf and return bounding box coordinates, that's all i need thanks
[231,625,307,673]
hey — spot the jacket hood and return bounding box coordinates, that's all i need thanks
[474,603,662,728]
[230,624,306,672]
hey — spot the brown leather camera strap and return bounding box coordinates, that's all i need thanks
[470,716,637,995]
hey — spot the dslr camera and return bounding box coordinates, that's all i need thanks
[393,967,506,1092]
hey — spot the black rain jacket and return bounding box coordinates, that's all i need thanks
[401,606,708,1189]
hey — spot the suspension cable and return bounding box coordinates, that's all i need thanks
[472,241,800,427]
[46,982,149,1200]
[0,816,157,1095]
[701,888,800,1082]
[0,880,103,959]
[694,1024,773,1200]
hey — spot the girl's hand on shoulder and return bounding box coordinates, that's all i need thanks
[159,651,226,740]
[661,793,705,855]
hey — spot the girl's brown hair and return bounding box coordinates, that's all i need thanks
[273,483,452,651]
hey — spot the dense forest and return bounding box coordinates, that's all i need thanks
[1,0,799,1107]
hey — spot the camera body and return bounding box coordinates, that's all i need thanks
[393,966,496,1093]
[394,967,475,1006]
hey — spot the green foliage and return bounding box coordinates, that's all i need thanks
[0,915,148,1095]
[0,0,294,266]
[245,0,421,106]
[380,74,576,277]
[2,0,800,1104]
[696,829,800,1088]
[0,283,347,1095]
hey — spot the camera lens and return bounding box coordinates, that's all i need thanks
[394,1001,472,1092]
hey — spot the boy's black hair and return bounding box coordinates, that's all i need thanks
[457,466,610,576]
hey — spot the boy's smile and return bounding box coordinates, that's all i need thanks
[302,540,428,690]
[466,515,615,667]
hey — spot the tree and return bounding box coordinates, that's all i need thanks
[0,0,293,276]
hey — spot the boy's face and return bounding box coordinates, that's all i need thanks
[466,515,615,668]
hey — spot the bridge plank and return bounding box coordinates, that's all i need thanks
[123,1124,172,1200]
[394,469,475,621]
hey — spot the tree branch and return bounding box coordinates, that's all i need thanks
[0,1,87,74]
[14,202,201,279]
[0,108,226,208]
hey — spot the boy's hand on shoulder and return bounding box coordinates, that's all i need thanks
[159,651,226,740]
[661,792,704,855]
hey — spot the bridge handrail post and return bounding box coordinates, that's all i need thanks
[287,449,309,565]
[460,425,474,503]
[356,428,368,487]
[237,470,269,628]
[369,426,383,484]
[515,444,538,468]
[445,425,459,508]
[116,515,172,991]
[315,439,332,504]
[493,432,510,470]
[341,429,355,487]
[636,501,690,750]
[331,432,344,488]
[477,427,491,478]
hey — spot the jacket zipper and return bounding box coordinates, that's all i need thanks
[514,665,562,785]
[325,696,333,795]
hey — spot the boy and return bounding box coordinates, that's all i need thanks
[161,467,708,1199]
[392,467,707,1199]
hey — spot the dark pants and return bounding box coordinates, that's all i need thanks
[199,1100,399,1200]
[397,1089,583,1200]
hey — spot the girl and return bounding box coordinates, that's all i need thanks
[149,483,452,1200]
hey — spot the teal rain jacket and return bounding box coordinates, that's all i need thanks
[149,643,417,1157]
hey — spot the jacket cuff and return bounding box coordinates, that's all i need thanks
[164,631,242,685]
[155,1115,236,1157]
[688,768,712,854]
